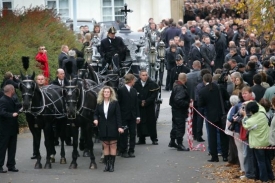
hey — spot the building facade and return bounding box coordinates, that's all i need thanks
[0,0,177,31]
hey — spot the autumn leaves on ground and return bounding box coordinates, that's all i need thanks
[201,159,275,183]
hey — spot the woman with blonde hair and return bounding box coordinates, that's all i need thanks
[94,86,124,172]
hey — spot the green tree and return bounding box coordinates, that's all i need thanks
[0,6,82,126]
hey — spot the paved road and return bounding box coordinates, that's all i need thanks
[0,87,223,183]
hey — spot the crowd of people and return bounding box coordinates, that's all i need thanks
[2,1,275,179]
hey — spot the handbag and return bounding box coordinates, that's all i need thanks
[239,124,248,141]
[217,85,227,129]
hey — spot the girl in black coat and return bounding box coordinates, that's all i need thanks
[94,86,124,172]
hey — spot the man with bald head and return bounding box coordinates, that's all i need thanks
[169,73,190,151]
[0,84,20,173]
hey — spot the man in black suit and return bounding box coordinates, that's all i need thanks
[169,73,190,151]
[201,36,216,73]
[51,69,71,146]
[117,74,140,158]
[198,74,229,162]
[58,45,69,68]
[0,85,19,173]
[99,26,126,71]
[190,40,203,66]
[133,70,159,145]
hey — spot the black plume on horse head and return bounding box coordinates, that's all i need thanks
[22,56,30,71]
[65,61,73,75]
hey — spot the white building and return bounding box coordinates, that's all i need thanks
[0,0,177,31]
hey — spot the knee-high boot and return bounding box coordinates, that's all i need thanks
[109,155,116,172]
[103,155,110,172]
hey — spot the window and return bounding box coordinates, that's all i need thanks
[46,0,69,22]
[102,0,124,22]
[1,0,13,16]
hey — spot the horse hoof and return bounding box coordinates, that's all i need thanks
[83,151,90,157]
[60,158,67,164]
[34,163,42,169]
[44,163,52,169]
[50,157,55,163]
[89,163,97,169]
[69,163,78,169]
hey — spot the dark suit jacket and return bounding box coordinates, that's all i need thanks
[117,85,140,123]
[198,83,229,123]
[51,77,69,87]
[251,84,266,102]
[94,100,122,139]
[169,65,190,90]
[58,52,68,69]
[243,70,257,86]
[200,43,216,65]
[0,95,19,136]
[190,46,202,63]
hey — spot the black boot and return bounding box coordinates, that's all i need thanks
[177,139,189,151]
[103,155,110,172]
[109,155,116,172]
[168,138,178,148]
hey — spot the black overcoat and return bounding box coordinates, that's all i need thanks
[133,78,159,137]
[93,101,122,139]
[0,95,19,136]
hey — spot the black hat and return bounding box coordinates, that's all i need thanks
[108,26,117,34]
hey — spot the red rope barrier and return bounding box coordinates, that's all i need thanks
[191,106,275,150]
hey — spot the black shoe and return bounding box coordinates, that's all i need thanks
[128,152,135,158]
[177,144,190,151]
[223,157,228,162]
[109,155,115,172]
[168,141,178,148]
[8,167,19,172]
[136,141,146,145]
[0,169,7,173]
[208,157,219,162]
[31,155,37,159]
[152,141,158,145]
[121,152,129,158]
[103,155,110,172]
[197,137,205,142]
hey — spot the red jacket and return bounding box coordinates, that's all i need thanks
[35,52,49,78]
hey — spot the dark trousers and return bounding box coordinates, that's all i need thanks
[208,120,229,158]
[253,149,274,182]
[196,107,205,138]
[170,108,187,143]
[0,135,17,169]
[228,136,239,164]
[155,70,164,84]
[165,69,171,90]
[120,119,136,153]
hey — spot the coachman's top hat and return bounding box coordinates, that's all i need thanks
[108,26,117,34]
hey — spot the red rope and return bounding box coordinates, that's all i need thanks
[191,106,275,150]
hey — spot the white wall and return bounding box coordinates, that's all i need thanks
[13,0,45,9]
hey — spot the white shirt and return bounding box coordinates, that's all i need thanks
[104,101,109,119]
[125,84,131,92]
[58,79,64,86]
[141,81,146,87]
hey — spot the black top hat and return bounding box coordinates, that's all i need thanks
[108,26,117,34]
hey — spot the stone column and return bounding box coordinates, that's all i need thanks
[170,0,184,22]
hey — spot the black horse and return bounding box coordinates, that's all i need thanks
[19,73,65,169]
[63,78,98,169]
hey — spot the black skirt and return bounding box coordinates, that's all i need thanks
[100,137,118,141]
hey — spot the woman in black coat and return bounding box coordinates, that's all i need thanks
[93,86,124,172]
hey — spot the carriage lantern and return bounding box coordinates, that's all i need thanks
[84,47,93,64]
[149,47,157,64]
[158,41,165,58]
